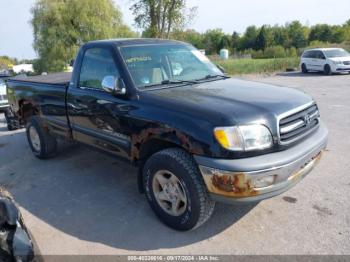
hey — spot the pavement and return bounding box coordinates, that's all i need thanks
[0,71,349,255]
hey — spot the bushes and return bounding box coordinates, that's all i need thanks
[264,46,286,58]
[211,57,300,75]
[251,46,298,59]
[308,40,331,48]
[297,41,350,56]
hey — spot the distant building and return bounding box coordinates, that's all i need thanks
[12,64,34,74]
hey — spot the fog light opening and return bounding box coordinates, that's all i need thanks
[253,175,276,188]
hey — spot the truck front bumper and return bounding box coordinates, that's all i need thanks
[331,63,350,72]
[194,122,328,204]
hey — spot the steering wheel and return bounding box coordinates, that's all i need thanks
[180,67,195,76]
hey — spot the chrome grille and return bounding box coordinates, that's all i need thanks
[279,104,320,144]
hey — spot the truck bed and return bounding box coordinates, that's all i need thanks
[6,72,70,137]
[10,72,72,85]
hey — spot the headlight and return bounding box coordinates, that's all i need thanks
[214,125,273,151]
[332,60,342,65]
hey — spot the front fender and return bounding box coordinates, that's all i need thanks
[131,126,206,160]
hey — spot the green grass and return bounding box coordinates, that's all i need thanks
[211,57,300,75]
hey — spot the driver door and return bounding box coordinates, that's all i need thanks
[67,47,132,159]
[314,51,326,71]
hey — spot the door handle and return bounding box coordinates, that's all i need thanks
[68,99,88,110]
[67,102,84,110]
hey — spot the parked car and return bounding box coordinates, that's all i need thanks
[0,187,34,262]
[6,39,328,231]
[0,78,9,112]
[301,48,350,75]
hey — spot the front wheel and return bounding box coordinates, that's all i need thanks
[324,64,332,75]
[143,148,215,231]
[301,63,308,73]
[26,117,57,159]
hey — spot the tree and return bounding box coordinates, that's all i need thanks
[32,0,135,73]
[271,26,289,48]
[286,21,308,49]
[309,24,333,42]
[218,35,231,51]
[238,26,258,50]
[171,29,205,49]
[255,26,268,50]
[130,0,197,38]
[331,26,347,43]
[202,29,226,54]
[0,56,17,70]
[231,31,240,51]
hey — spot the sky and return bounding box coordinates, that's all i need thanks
[1,0,349,59]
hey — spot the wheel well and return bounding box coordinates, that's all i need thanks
[136,138,184,193]
[19,100,38,123]
[138,138,182,163]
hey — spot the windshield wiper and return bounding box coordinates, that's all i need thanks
[196,75,230,81]
[141,79,196,89]
[162,79,197,85]
[196,74,230,82]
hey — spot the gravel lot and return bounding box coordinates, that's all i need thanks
[0,72,349,255]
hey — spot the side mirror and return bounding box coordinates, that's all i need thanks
[101,76,126,96]
[216,64,226,74]
[69,59,75,67]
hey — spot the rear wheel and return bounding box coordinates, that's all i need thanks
[26,117,57,159]
[324,64,332,75]
[301,63,308,73]
[143,148,215,231]
[4,108,18,131]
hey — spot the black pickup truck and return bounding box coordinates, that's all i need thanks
[6,39,328,231]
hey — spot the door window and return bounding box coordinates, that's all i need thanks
[308,51,317,59]
[79,48,119,89]
[302,51,311,58]
[316,51,326,60]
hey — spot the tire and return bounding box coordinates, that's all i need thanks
[4,108,16,131]
[4,108,23,131]
[26,117,57,159]
[324,64,332,75]
[143,148,215,231]
[301,63,308,73]
[7,123,15,131]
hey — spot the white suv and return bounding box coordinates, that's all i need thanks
[300,48,350,75]
[0,78,9,111]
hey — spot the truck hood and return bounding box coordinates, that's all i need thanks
[143,78,313,127]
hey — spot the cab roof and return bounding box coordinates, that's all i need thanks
[86,38,187,47]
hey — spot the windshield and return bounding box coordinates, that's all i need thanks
[324,49,350,58]
[120,44,223,89]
